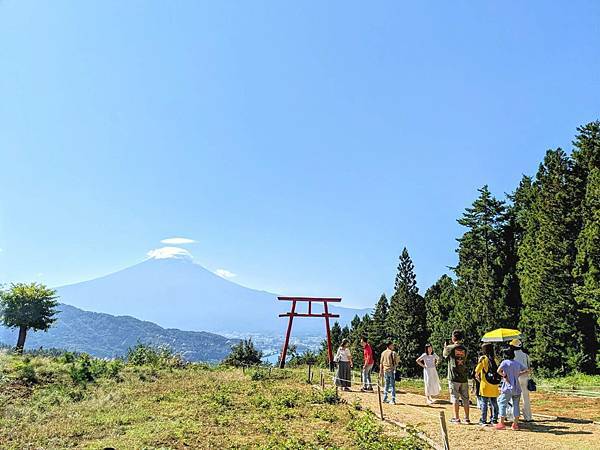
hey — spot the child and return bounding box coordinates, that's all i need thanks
[416,343,441,404]
[475,343,500,425]
[495,347,529,430]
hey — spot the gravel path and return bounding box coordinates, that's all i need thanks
[339,387,600,450]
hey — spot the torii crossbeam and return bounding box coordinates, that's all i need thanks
[277,296,341,369]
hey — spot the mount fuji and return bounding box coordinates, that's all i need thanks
[56,249,370,336]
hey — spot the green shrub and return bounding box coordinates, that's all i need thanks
[69,354,95,385]
[274,390,299,408]
[222,339,263,367]
[321,388,340,405]
[348,412,425,450]
[126,343,185,368]
[249,368,268,381]
[14,360,37,384]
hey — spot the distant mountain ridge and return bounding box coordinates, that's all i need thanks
[0,303,237,362]
[56,255,371,335]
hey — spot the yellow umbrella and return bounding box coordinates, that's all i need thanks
[481,328,522,342]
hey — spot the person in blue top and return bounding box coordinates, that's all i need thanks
[495,347,529,430]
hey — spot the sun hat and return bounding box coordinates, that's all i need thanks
[509,339,522,348]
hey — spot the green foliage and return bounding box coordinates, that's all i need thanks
[222,338,263,367]
[0,282,59,351]
[424,275,456,354]
[347,412,425,449]
[126,343,185,368]
[14,359,38,384]
[387,248,427,377]
[320,387,341,405]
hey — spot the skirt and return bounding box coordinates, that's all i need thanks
[424,367,441,397]
[335,361,351,387]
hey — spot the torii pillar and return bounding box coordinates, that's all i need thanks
[277,296,341,370]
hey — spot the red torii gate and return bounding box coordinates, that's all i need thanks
[278,296,341,369]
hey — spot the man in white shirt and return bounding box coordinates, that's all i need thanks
[510,339,533,422]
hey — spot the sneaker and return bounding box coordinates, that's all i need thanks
[450,418,461,424]
[511,423,520,431]
[464,419,471,424]
[389,400,396,405]
[495,423,507,430]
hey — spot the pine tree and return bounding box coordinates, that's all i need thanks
[571,121,600,371]
[424,275,457,354]
[518,149,584,374]
[452,186,514,361]
[369,294,390,365]
[387,248,427,377]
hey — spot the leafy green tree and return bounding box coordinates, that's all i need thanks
[0,283,59,353]
[518,149,585,374]
[424,275,457,353]
[387,248,426,377]
[222,338,263,367]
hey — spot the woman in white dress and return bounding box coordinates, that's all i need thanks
[416,343,441,404]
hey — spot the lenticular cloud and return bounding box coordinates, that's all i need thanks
[160,237,196,245]
[146,246,193,260]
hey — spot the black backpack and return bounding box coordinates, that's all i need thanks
[484,356,502,385]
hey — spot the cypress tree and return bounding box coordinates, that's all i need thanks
[571,121,600,371]
[518,149,584,374]
[424,275,457,353]
[387,248,427,377]
[453,186,513,360]
[370,294,390,364]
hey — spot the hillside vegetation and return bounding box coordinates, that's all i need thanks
[0,348,423,449]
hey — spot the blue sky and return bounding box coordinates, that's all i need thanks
[1,1,599,308]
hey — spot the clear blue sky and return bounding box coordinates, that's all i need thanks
[1,1,599,308]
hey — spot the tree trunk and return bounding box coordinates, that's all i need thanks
[15,326,27,354]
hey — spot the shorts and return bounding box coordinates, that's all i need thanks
[448,381,469,404]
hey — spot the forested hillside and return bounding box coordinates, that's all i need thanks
[326,121,600,377]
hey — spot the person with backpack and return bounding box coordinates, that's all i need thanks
[443,329,470,424]
[475,343,500,425]
[495,347,529,430]
[379,341,399,404]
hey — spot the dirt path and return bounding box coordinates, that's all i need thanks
[339,388,600,450]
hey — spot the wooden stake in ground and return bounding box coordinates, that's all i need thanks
[377,383,384,420]
[307,364,312,383]
[438,410,450,450]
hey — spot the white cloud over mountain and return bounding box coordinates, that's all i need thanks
[147,247,193,260]
[160,237,196,245]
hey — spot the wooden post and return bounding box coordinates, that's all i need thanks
[307,364,312,383]
[377,383,384,420]
[323,302,334,371]
[438,410,450,450]
[279,300,297,368]
[320,371,325,390]
[242,365,245,375]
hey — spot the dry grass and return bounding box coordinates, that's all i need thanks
[0,357,423,449]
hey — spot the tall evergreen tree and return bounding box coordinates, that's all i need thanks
[369,293,390,365]
[571,121,600,371]
[424,275,457,353]
[518,149,584,374]
[452,186,514,360]
[387,248,427,377]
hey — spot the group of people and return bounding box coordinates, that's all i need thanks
[333,329,533,430]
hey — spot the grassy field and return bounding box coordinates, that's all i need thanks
[0,350,424,450]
